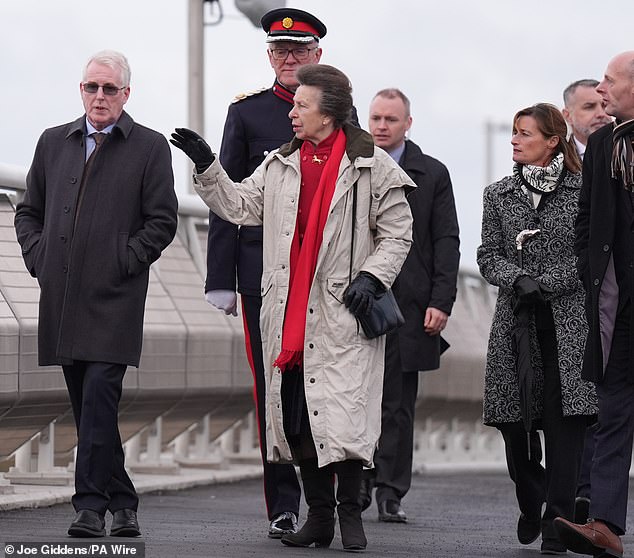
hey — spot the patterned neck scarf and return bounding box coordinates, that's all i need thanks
[514,152,566,194]
[611,119,634,190]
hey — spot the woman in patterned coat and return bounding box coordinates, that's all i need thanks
[477,103,597,554]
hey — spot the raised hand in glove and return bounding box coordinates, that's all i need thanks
[344,272,382,317]
[170,128,215,173]
[513,275,545,305]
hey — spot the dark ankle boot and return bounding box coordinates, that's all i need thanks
[334,459,367,552]
[281,459,335,548]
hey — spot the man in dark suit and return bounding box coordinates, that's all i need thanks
[360,89,460,523]
[554,50,634,558]
[562,79,612,162]
[204,8,325,538]
[561,79,612,524]
[14,50,178,538]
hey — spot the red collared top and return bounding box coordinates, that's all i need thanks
[297,130,339,243]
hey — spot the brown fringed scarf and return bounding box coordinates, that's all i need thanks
[612,119,634,189]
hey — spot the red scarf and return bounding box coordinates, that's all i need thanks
[273,128,347,371]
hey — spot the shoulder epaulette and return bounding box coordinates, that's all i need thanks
[232,86,268,104]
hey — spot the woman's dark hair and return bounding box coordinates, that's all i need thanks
[513,103,581,173]
[296,64,353,128]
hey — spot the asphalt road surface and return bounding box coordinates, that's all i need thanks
[1,472,633,557]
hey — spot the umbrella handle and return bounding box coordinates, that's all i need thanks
[527,432,531,461]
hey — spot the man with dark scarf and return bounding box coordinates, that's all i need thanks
[555,50,634,558]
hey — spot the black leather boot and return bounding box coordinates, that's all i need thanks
[334,460,367,552]
[281,459,335,548]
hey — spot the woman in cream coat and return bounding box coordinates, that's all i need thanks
[172,64,413,552]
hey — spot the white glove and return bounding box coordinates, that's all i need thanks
[205,289,238,316]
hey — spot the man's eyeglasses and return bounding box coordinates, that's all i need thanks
[82,82,126,96]
[269,47,317,62]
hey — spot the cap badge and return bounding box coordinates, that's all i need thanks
[282,17,294,29]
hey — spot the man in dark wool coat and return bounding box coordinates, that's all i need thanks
[14,50,178,538]
[554,50,634,558]
[359,88,460,523]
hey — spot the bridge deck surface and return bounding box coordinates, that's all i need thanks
[2,471,633,557]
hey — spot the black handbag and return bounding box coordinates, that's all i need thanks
[348,182,405,339]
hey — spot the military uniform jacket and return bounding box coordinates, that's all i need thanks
[206,84,294,296]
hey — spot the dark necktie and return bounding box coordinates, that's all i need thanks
[75,133,106,232]
[86,132,105,164]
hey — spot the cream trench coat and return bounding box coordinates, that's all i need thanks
[193,125,414,467]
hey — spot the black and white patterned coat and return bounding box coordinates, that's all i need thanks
[477,172,597,425]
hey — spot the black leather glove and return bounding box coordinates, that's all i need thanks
[513,275,544,305]
[344,272,382,317]
[170,128,215,173]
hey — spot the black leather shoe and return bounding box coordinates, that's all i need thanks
[268,511,298,538]
[378,500,407,523]
[110,509,141,537]
[68,510,105,538]
[573,497,590,525]
[517,513,541,545]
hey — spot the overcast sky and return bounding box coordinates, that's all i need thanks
[2,0,633,269]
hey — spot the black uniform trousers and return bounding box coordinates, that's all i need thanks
[589,303,634,535]
[497,306,586,543]
[374,332,419,504]
[242,294,301,519]
[62,361,138,516]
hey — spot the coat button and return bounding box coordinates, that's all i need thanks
[62,265,68,273]
[603,244,610,252]
[313,410,318,416]
[70,177,77,184]
[309,308,314,314]
[593,279,600,286]
[60,235,66,243]
[319,443,324,449]
[309,343,314,349]
[63,206,70,213]
[310,378,315,383]
[373,192,380,199]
